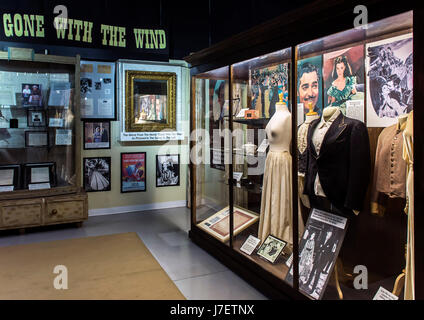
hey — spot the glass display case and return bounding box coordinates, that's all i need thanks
[188,3,419,300]
[0,48,87,231]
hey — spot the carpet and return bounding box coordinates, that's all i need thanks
[0,232,185,300]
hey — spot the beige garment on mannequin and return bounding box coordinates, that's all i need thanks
[258,150,304,247]
[403,111,414,300]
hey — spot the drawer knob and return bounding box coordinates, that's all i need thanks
[51,209,58,216]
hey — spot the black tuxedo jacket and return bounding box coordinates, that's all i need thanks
[304,113,371,213]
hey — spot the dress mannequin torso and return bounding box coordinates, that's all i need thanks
[265,102,291,152]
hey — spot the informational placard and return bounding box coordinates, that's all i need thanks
[346,100,365,122]
[0,169,14,186]
[0,185,14,192]
[240,235,261,256]
[31,167,50,183]
[286,208,348,300]
[257,139,269,154]
[29,183,51,190]
[55,129,73,146]
[49,118,64,128]
[80,61,115,119]
[373,287,399,300]
[48,82,71,108]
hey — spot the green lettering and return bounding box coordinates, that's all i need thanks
[23,15,35,37]
[3,14,13,37]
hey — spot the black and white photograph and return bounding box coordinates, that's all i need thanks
[286,209,348,300]
[80,78,92,95]
[156,154,180,187]
[27,110,46,127]
[366,33,413,127]
[95,82,102,90]
[256,235,287,264]
[84,157,111,192]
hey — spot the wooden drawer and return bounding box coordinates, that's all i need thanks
[45,198,86,224]
[1,201,43,227]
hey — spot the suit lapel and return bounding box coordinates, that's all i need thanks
[320,112,347,155]
[307,118,321,157]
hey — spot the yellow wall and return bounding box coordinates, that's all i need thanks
[81,60,190,213]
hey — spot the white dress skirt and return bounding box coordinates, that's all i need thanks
[90,170,110,191]
[258,150,304,248]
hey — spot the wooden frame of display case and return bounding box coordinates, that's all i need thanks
[186,0,423,300]
[0,49,88,232]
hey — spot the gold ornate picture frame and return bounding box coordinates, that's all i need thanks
[125,70,176,132]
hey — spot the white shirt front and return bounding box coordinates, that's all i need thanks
[312,109,341,197]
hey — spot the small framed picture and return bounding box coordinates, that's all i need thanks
[121,152,146,193]
[27,110,46,127]
[25,131,48,147]
[83,120,111,150]
[156,154,180,187]
[23,162,56,189]
[22,84,42,107]
[0,164,21,192]
[256,235,287,264]
[84,157,111,192]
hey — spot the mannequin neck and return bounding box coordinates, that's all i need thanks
[305,114,320,123]
[275,102,288,113]
[323,107,339,122]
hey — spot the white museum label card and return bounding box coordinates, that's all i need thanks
[346,100,365,123]
[98,98,113,116]
[0,185,14,192]
[49,118,64,127]
[233,172,243,182]
[29,183,51,190]
[285,253,293,267]
[297,103,305,126]
[55,129,72,146]
[373,287,399,300]
[81,98,94,116]
[240,235,261,256]
[0,169,14,186]
[235,108,249,118]
[257,139,269,154]
[31,167,50,184]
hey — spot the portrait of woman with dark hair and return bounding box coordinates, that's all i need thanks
[327,55,363,115]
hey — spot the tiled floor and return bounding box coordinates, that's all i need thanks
[0,207,266,300]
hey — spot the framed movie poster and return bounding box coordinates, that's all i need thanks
[23,162,56,189]
[27,110,46,127]
[156,154,180,187]
[250,63,289,118]
[256,235,287,264]
[83,121,111,150]
[297,56,323,122]
[285,208,348,300]
[366,33,413,127]
[323,45,365,122]
[83,157,111,192]
[80,61,115,119]
[121,152,146,193]
[0,164,21,192]
[197,206,259,243]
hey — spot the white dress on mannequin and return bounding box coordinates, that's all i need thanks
[258,101,304,247]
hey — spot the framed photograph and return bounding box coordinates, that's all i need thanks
[83,157,111,192]
[197,206,259,243]
[156,154,180,187]
[27,110,46,127]
[80,61,115,119]
[83,121,111,150]
[25,131,48,147]
[366,33,413,127]
[23,162,56,189]
[0,164,21,191]
[121,152,146,193]
[256,235,287,264]
[285,208,348,300]
[250,63,289,118]
[22,84,42,107]
[323,45,365,122]
[125,71,176,133]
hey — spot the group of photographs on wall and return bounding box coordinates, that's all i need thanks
[80,61,116,120]
[0,78,74,149]
[0,162,56,192]
[297,33,413,127]
[83,154,180,193]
